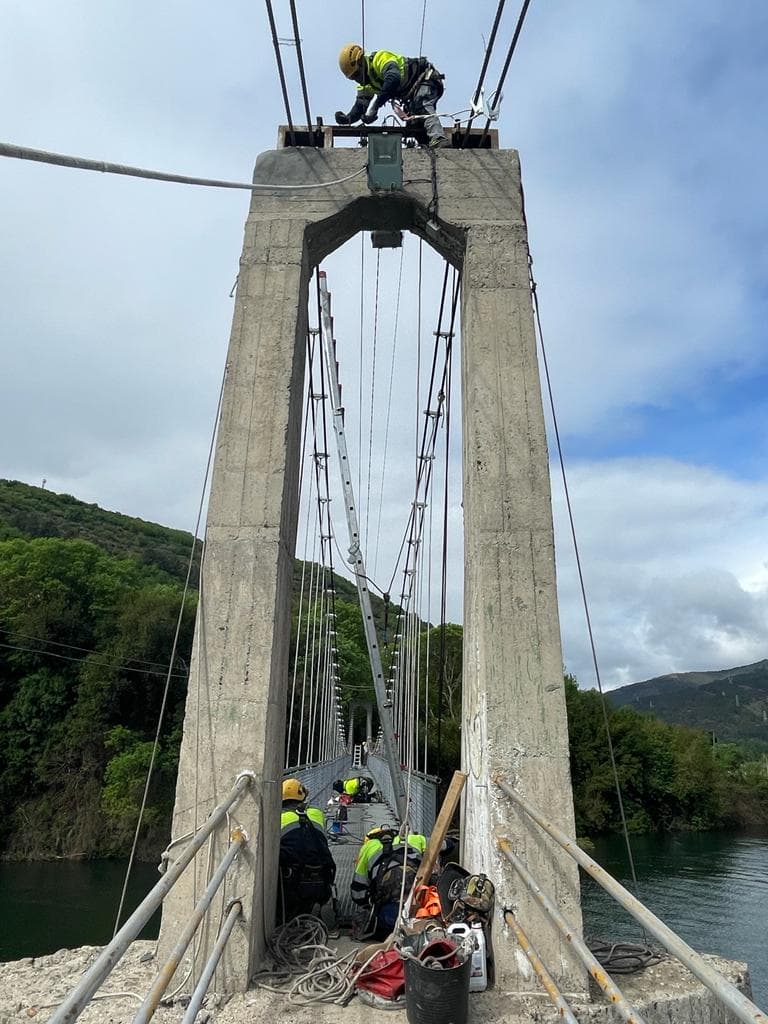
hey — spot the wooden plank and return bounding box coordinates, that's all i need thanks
[412,770,467,890]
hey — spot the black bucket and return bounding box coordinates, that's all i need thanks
[403,948,471,1024]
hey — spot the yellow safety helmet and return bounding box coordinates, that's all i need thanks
[282,778,308,803]
[366,824,396,842]
[339,43,365,80]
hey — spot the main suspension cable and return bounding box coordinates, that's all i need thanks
[288,0,313,128]
[461,0,508,146]
[264,0,297,143]
[479,0,533,147]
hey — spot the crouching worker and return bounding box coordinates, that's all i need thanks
[332,776,375,802]
[351,825,427,937]
[279,779,336,923]
[335,44,446,148]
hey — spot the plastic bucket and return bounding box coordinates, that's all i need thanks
[403,948,470,1024]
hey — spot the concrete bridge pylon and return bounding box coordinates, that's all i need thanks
[158,141,586,998]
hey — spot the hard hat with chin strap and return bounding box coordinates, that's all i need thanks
[339,43,365,79]
[282,778,308,803]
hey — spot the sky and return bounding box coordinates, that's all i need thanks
[1,0,767,689]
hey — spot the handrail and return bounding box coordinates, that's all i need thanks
[47,773,254,1024]
[498,839,646,1024]
[494,777,768,1024]
[180,900,243,1024]
[502,908,581,1024]
[132,827,248,1023]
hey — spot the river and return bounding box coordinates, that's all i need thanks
[1,831,766,1006]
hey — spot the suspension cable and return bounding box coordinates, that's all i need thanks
[112,360,227,936]
[478,0,533,148]
[373,245,406,576]
[288,0,313,128]
[461,0,507,146]
[364,250,381,554]
[528,246,641,895]
[264,0,297,144]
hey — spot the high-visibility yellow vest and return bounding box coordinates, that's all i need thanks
[356,50,407,98]
[280,806,325,833]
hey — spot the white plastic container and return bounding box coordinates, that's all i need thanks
[447,922,488,992]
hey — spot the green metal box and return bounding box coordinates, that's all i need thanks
[367,134,403,191]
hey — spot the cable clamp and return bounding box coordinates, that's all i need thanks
[470,88,503,122]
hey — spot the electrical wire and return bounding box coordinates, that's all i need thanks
[0,142,366,191]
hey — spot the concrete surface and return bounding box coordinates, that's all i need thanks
[4,940,755,1024]
[158,144,584,994]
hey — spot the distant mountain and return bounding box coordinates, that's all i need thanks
[609,660,768,744]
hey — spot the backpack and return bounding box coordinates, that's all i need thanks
[280,811,336,905]
[370,836,421,907]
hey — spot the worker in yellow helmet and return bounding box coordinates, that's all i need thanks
[332,776,375,802]
[335,44,447,148]
[279,778,336,922]
[351,825,427,936]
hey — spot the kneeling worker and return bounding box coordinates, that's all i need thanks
[279,779,336,922]
[351,825,427,937]
[332,776,375,802]
[335,44,446,148]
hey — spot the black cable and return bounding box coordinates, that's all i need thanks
[0,626,180,671]
[589,941,666,974]
[0,639,187,679]
[264,0,297,144]
[461,0,508,146]
[478,0,533,148]
[288,0,313,130]
[528,234,643,903]
[435,270,460,779]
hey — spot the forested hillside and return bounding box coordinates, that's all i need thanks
[608,661,768,746]
[1,480,766,861]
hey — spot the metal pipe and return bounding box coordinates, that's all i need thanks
[47,773,253,1024]
[132,829,247,1024]
[498,838,646,1024]
[180,901,243,1024]
[495,778,768,1024]
[502,908,580,1024]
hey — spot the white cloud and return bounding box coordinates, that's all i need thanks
[554,458,768,685]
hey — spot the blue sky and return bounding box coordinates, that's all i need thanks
[1,0,766,688]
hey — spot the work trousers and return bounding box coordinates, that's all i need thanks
[406,78,445,145]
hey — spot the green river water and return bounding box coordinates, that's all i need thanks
[1,830,766,1005]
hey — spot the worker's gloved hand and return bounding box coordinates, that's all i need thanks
[335,111,351,125]
[361,111,378,125]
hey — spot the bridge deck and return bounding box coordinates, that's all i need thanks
[328,799,394,923]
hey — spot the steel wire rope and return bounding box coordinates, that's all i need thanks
[0,627,192,671]
[112,361,227,937]
[287,369,317,767]
[0,640,188,679]
[264,0,297,143]
[288,0,313,129]
[373,244,406,576]
[358,236,365,550]
[296,501,319,763]
[478,0,533,148]
[384,261,451,597]
[435,269,460,780]
[461,0,507,146]
[423,487,434,773]
[0,142,366,191]
[313,277,344,762]
[364,250,382,554]
[418,0,429,56]
[528,245,643,898]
